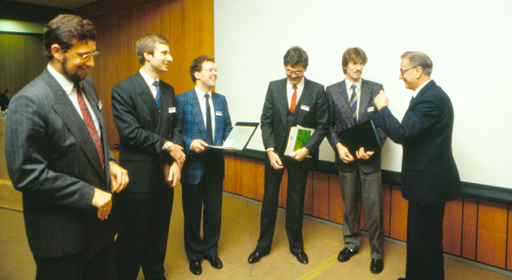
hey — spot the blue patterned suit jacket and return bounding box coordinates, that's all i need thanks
[326,79,387,173]
[177,89,233,185]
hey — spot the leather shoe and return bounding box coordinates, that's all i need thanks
[189,260,202,275]
[248,251,267,264]
[204,255,223,269]
[370,258,384,274]
[337,247,358,262]
[293,251,309,264]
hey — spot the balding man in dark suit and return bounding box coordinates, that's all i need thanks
[373,51,462,280]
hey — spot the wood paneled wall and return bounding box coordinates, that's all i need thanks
[224,155,512,271]
[0,33,47,102]
[77,0,214,150]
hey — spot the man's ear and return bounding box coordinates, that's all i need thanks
[143,52,152,62]
[50,44,63,60]
[194,71,201,81]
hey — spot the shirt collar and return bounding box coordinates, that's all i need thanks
[287,77,305,91]
[195,86,212,100]
[345,78,362,93]
[139,68,159,88]
[413,79,432,98]
[47,63,75,95]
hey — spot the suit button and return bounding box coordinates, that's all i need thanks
[147,117,152,122]
[75,169,80,175]
[169,134,172,138]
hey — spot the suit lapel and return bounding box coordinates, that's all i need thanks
[156,83,171,135]
[337,80,356,126]
[134,73,160,123]
[212,93,223,144]
[408,80,436,113]
[297,78,313,124]
[45,72,105,179]
[275,79,288,128]
[358,79,371,122]
[192,89,207,139]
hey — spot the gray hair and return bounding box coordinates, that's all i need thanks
[401,51,433,75]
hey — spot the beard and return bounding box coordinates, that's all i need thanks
[61,56,87,83]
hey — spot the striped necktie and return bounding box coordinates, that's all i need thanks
[153,80,161,107]
[350,84,357,122]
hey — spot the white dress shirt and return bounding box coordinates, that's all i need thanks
[287,77,305,110]
[195,87,216,141]
[345,78,362,119]
[47,63,101,137]
[139,68,159,99]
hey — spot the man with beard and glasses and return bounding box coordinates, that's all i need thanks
[5,14,129,279]
[373,51,462,280]
[112,33,185,280]
[326,47,387,274]
[177,55,232,275]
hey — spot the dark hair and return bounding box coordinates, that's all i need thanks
[43,14,96,60]
[341,47,368,74]
[283,46,309,68]
[401,51,433,75]
[135,33,170,65]
[189,55,215,83]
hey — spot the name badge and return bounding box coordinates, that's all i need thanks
[168,107,176,113]
[98,100,103,111]
[367,106,375,112]
[215,111,223,116]
[300,105,310,111]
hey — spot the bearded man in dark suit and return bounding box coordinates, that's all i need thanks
[5,14,128,279]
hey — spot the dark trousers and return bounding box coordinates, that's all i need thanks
[181,167,224,261]
[34,239,116,280]
[256,158,308,254]
[116,188,174,280]
[406,201,446,280]
[339,169,384,259]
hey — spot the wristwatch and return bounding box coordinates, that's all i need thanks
[163,141,174,151]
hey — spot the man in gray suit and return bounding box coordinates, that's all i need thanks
[326,47,387,274]
[5,14,128,279]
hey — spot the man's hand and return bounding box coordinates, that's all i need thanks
[355,147,375,160]
[191,139,209,154]
[166,161,181,188]
[169,144,185,168]
[336,143,354,163]
[91,188,112,220]
[290,147,309,162]
[374,90,388,110]
[267,150,284,170]
[110,162,129,193]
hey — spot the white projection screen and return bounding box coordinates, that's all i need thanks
[214,0,512,190]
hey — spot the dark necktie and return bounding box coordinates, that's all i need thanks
[75,84,104,169]
[350,84,357,122]
[153,80,161,107]
[205,93,213,145]
[290,86,297,113]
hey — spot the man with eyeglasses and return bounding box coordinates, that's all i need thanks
[5,14,129,279]
[248,46,328,265]
[326,47,387,274]
[176,55,232,275]
[112,33,185,280]
[373,51,462,280]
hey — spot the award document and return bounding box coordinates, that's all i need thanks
[337,120,382,155]
[208,122,259,151]
[284,125,315,156]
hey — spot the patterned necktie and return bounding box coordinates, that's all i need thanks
[75,84,104,169]
[290,86,297,113]
[205,93,213,145]
[153,80,161,107]
[350,84,357,122]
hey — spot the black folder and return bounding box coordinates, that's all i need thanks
[337,120,382,156]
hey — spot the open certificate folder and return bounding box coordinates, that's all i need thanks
[284,125,314,157]
[208,122,259,151]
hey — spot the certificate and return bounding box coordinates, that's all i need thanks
[208,122,259,151]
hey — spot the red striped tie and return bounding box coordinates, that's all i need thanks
[76,84,105,169]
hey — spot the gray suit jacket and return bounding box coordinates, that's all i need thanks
[326,79,387,173]
[5,68,116,257]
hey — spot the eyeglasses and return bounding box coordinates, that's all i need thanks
[202,68,218,73]
[67,50,100,61]
[400,67,417,75]
[286,70,304,76]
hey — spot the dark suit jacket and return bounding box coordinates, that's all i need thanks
[327,79,387,173]
[112,72,183,192]
[260,78,328,159]
[176,89,232,185]
[373,80,462,204]
[5,68,116,258]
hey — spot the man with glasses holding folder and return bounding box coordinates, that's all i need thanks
[326,47,387,274]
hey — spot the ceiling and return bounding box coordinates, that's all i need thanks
[7,0,98,9]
